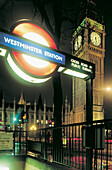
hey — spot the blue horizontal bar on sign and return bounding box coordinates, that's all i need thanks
[0,31,65,65]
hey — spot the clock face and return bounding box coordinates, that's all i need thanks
[90,32,101,46]
[74,35,82,51]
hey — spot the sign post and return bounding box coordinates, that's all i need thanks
[86,78,93,170]
[52,71,62,162]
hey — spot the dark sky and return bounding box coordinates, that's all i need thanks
[0,0,112,118]
[99,0,112,118]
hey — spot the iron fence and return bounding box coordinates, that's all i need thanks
[27,119,112,170]
[14,130,27,155]
[4,119,112,169]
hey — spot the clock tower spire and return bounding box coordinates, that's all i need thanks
[72,1,105,122]
[77,0,98,25]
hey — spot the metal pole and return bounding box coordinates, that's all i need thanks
[86,78,93,170]
[52,72,62,162]
[13,131,15,155]
[86,78,93,124]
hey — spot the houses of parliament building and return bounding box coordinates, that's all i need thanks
[0,91,69,131]
[0,92,54,131]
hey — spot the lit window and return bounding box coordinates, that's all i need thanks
[37,120,39,123]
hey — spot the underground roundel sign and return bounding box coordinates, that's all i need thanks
[8,20,57,83]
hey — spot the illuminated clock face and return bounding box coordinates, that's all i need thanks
[90,32,101,46]
[74,35,82,51]
[7,21,57,83]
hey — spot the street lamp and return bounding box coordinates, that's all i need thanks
[104,87,112,119]
[30,125,37,140]
[30,125,37,131]
[13,117,17,122]
[107,87,111,91]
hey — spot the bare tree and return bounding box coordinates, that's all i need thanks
[32,0,78,49]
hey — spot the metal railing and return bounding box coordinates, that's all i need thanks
[13,130,27,155]
[27,119,112,170]
[36,122,86,169]
[4,119,112,169]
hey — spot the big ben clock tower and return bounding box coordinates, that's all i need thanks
[72,0,105,122]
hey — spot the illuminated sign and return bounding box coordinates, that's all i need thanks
[58,54,95,79]
[70,59,94,75]
[0,31,65,65]
[0,121,5,130]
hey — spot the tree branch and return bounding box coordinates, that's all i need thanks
[61,16,76,25]
[0,0,11,10]
[32,0,54,36]
[53,0,62,48]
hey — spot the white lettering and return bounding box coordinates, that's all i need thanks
[71,63,81,69]
[81,62,88,67]
[16,41,20,46]
[44,51,62,61]
[20,43,25,48]
[71,59,79,65]
[82,67,92,72]
[35,48,42,54]
[4,36,42,55]
[89,65,92,69]
[4,37,11,43]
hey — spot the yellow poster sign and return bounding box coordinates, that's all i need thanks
[0,132,13,150]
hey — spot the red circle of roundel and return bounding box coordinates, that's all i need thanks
[11,22,57,76]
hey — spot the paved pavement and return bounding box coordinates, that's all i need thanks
[0,152,79,170]
[36,157,79,170]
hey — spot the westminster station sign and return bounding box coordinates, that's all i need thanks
[0,21,95,83]
[0,29,65,65]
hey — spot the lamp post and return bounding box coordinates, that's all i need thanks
[30,125,37,140]
[104,87,112,119]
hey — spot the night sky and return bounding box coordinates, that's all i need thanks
[0,0,112,118]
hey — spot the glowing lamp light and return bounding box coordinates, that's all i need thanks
[9,21,57,83]
[30,125,37,130]
[52,122,54,125]
[107,87,111,91]
[22,32,50,69]
[0,48,7,57]
[13,117,17,121]
[0,167,9,170]
[58,67,65,72]
[22,55,49,68]
[63,69,88,79]
[7,54,51,83]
